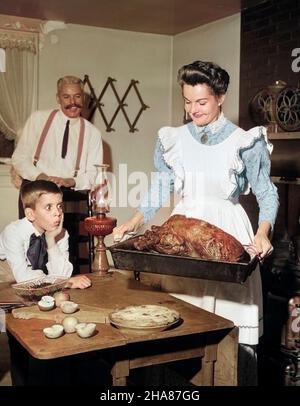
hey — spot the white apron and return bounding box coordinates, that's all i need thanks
[158,125,270,345]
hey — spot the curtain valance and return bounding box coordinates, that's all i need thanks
[0,30,37,53]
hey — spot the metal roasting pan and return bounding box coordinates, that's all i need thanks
[109,236,259,284]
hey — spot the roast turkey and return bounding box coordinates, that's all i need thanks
[134,214,248,262]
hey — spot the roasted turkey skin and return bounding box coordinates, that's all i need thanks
[134,214,248,262]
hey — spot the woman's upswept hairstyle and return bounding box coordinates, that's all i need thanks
[177,61,230,96]
[21,180,62,209]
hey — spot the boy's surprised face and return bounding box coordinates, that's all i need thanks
[26,193,63,234]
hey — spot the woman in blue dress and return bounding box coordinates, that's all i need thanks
[113,60,279,385]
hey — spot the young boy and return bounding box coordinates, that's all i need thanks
[0,180,91,289]
[0,180,97,385]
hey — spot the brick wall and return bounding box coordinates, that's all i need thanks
[240,0,300,129]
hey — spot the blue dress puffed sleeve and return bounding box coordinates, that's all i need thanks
[139,138,175,223]
[238,136,279,229]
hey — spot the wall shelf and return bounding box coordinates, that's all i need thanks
[271,176,300,185]
[268,132,300,140]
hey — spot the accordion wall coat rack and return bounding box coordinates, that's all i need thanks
[83,75,149,133]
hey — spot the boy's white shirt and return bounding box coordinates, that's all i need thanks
[0,217,73,282]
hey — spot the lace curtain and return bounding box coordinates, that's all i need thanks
[0,30,38,142]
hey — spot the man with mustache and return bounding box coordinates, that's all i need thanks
[12,75,103,192]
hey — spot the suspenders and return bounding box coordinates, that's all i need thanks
[33,110,85,177]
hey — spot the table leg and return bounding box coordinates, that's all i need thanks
[214,327,238,386]
[190,343,217,385]
[111,359,130,386]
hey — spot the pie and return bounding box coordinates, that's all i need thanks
[109,305,180,329]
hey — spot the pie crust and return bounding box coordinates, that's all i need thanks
[109,305,180,329]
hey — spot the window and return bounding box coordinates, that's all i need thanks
[0,30,38,157]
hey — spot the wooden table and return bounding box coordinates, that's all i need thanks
[3,271,238,386]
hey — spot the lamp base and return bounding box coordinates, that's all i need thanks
[92,235,110,276]
[84,214,117,276]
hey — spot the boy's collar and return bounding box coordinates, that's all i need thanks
[24,217,43,236]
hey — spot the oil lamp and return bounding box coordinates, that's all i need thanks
[84,164,116,276]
